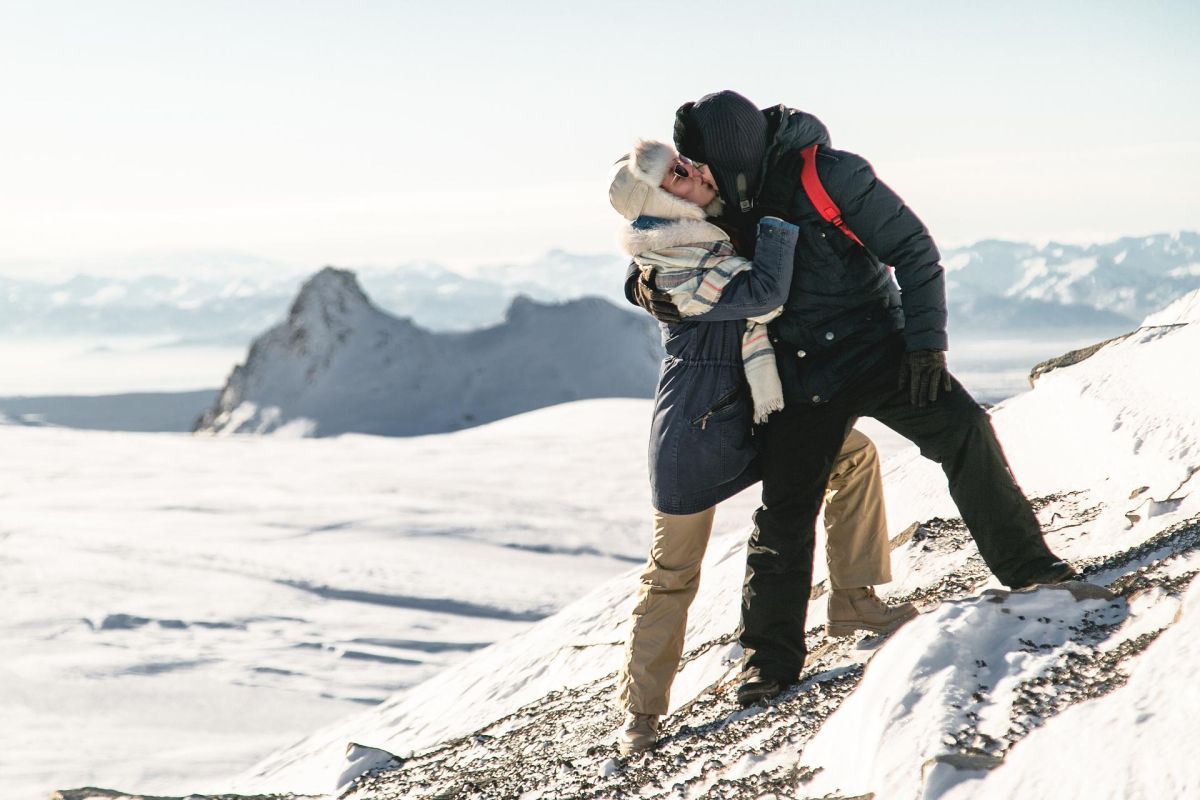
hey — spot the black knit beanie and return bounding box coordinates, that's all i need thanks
[673,90,768,215]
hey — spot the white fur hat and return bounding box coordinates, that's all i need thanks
[607,139,718,221]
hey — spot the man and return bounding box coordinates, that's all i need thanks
[629,90,1076,707]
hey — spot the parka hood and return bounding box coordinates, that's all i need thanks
[761,105,832,172]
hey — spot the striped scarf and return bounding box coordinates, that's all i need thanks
[627,222,784,424]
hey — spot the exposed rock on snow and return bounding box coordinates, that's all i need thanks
[194,267,662,436]
[1027,329,1135,384]
[1030,286,1200,384]
[250,511,1200,800]
[51,790,318,800]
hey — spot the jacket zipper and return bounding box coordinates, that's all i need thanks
[692,390,739,430]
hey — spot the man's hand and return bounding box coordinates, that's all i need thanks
[899,349,952,406]
[630,269,682,324]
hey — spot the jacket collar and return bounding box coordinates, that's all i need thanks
[620,216,730,256]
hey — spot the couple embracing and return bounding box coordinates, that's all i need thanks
[606,90,1077,755]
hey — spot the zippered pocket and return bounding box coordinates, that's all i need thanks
[691,389,740,430]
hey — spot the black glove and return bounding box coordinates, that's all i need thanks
[899,349,953,406]
[628,269,682,324]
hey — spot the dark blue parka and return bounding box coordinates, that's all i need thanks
[624,217,800,515]
[671,102,948,406]
[747,107,948,404]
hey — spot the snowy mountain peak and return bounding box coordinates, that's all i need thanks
[195,268,661,437]
[503,292,541,321]
[286,266,378,330]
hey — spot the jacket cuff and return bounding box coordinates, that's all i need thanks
[754,217,800,264]
[904,330,948,352]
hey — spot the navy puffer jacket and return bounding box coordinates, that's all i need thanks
[685,102,948,405]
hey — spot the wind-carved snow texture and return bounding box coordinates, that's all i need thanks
[194,267,663,437]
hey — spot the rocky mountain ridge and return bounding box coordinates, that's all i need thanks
[193,268,662,437]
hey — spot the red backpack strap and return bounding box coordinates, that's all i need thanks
[799,144,864,247]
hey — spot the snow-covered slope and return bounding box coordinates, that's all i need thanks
[6,399,722,800]
[195,268,661,437]
[228,289,1200,799]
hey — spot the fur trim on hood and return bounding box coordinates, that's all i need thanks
[608,139,724,222]
[629,139,675,187]
[619,216,730,257]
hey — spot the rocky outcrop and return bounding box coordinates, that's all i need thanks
[194,267,662,437]
[1028,330,1134,384]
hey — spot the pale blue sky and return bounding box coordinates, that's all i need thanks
[1,0,1197,276]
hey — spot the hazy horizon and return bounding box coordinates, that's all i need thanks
[1,228,1196,284]
[2,1,1197,279]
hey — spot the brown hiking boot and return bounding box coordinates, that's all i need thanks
[826,586,918,637]
[617,712,659,756]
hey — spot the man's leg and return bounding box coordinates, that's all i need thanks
[618,506,716,717]
[823,429,918,636]
[739,402,854,688]
[858,349,1060,586]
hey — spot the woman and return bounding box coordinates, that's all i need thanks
[607,140,916,755]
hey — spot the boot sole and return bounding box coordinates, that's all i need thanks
[736,681,787,707]
[736,689,781,707]
[618,741,656,757]
[825,612,918,638]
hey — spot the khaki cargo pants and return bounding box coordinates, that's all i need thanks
[617,428,890,715]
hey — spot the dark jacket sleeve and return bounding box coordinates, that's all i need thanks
[823,153,948,351]
[682,217,800,322]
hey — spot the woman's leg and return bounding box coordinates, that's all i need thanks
[617,506,716,715]
[823,429,891,588]
[823,429,917,635]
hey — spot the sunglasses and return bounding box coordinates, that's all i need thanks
[670,157,706,182]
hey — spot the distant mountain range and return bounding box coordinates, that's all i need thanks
[194,268,661,436]
[3,233,1197,342]
[0,250,631,342]
[944,232,1200,331]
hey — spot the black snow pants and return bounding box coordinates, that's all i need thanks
[740,334,1059,682]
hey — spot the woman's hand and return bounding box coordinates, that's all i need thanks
[629,269,682,324]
